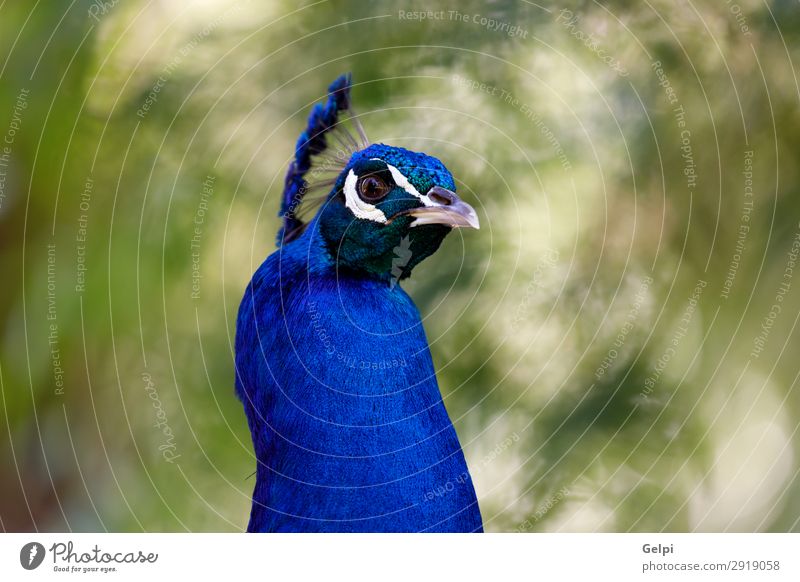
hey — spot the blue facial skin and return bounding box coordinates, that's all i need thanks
[235,142,482,531]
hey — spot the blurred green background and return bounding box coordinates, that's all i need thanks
[2,0,800,532]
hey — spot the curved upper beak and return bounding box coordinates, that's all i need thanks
[397,186,480,229]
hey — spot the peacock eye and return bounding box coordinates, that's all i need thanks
[357,175,390,202]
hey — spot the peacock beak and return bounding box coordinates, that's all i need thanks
[398,186,480,229]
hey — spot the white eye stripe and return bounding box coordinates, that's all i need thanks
[343,169,387,223]
[367,158,436,206]
[385,164,435,207]
[343,161,444,223]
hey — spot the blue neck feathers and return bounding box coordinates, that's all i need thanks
[235,225,483,532]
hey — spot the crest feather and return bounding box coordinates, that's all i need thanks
[278,73,369,245]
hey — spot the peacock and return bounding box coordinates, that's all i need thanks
[235,74,483,532]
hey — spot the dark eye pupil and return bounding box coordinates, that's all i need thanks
[365,178,379,193]
[359,176,387,200]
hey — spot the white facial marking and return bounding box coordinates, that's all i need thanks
[343,169,387,223]
[385,164,436,207]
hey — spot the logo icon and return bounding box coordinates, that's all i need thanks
[20,542,45,570]
[390,235,412,289]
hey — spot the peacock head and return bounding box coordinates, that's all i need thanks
[279,75,479,282]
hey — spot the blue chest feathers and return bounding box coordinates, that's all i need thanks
[235,237,482,532]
